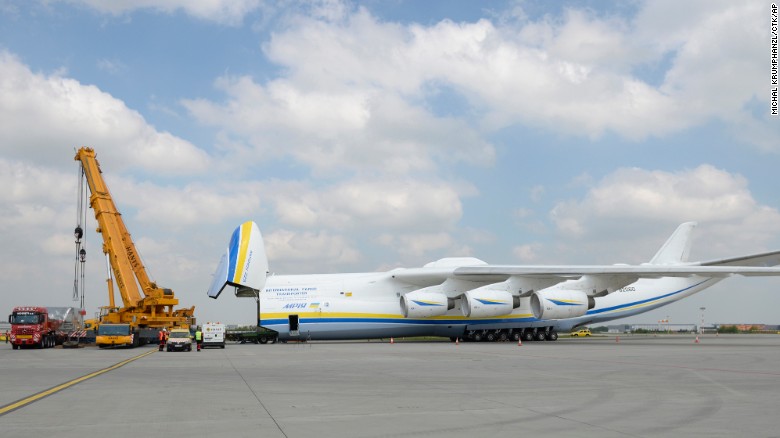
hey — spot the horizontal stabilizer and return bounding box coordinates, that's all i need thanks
[699,250,780,269]
[207,221,268,299]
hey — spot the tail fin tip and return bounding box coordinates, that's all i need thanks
[649,222,697,265]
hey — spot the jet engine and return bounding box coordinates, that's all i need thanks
[461,289,517,318]
[400,291,454,318]
[530,290,595,320]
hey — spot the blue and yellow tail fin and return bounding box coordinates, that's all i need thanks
[207,221,268,299]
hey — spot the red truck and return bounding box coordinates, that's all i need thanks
[7,306,83,349]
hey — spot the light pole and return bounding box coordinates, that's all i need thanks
[700,307,706,335]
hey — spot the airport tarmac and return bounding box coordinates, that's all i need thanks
[1,334,780,438]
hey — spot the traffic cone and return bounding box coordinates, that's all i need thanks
[616,336,620,343]
[455,338,459,345]
[390,337,394,344]
[517,337,522,346]
[694,336,700,343]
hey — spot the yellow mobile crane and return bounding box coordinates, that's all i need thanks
[75,147,194,347]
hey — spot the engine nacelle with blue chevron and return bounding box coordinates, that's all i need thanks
[461,289,516,318]
[531,289,595,320]
[400,291,454,318]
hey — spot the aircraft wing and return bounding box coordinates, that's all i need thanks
[391,262,780,297]
[452,264,780,278]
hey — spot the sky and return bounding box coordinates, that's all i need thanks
[1,0,778,327]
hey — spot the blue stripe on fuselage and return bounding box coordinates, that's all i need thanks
[586,279,710,315]
[260,316,537,326]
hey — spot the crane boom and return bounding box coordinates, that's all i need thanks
[78,148,144,308]
[75,147,194,335]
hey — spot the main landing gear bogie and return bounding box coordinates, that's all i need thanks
[465,328,559,343]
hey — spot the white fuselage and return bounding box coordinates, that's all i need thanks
[259,272,719,340]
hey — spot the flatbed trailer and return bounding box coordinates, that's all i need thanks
[225,329,278,344]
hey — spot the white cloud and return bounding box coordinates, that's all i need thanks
[266,7,418,93]
[522,8,638,70]
[421,16,687,139]
[512,243,541,262]
[183,77,494,176]
[268,179,465,232]
[0,52,210,175]
[397,232,458,258]
[552,165,762,225]
[0,158,77,289]
[110,178,263,227]
[57,0,262,26]
[96,58,124,75]
[253,2,774,148]
[639,2,769,127]
[264,229,360,267]
[529,185,545,202]
[378,232,471,259]
[0,159,78,269]
[42,233,77,257]
[514,208,534,220]
[174,1,776,193]
[549,165,780,261]
[0,159,73,210]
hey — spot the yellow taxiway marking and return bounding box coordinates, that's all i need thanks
[0,349,156,416]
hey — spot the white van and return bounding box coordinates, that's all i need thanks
[202,322,226,348]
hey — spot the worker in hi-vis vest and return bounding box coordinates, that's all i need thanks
[195,327,202,351]
[158,328,166,351]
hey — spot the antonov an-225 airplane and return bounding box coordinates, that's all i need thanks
[207,221,780,342]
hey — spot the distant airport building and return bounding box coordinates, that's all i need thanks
[715,324,780,332]
[605,323,780,334]
[606,324,696,333]
[607,325,631,334]
[633,323,696,333]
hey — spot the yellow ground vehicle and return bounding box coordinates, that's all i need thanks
[570,328,592,337]
[75,147,194,347]
[96,323,135,348]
